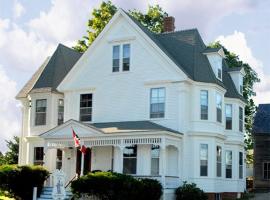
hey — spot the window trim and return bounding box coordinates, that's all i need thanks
[150,87,166,119]
[35,99,47,126]
[200,90,208,120]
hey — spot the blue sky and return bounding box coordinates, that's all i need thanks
[0,0,269,151]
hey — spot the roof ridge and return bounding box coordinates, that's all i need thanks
[158,28,198,35]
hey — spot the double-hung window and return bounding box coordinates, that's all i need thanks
[123,145,137,174]
[263,162,270,180]
[151,145,160,175]
[216,146,222,177]
[200,90,208,120]
[80,94,93,122]
[58,99,64,125]
[200,144,208,176]
[150,88,165,118]
[225,104,232,130]
[34,147,44,166]
[112,45,120,72]
[239,152,243,179]
[112,44,130,72]
[35,99,47,126]
[226,150,232,178]
[239,107,244,132]
[216,93,222,123]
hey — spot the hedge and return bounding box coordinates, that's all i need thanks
[175,182,208,200]
[71,172,162,200]
[0,165,49,200]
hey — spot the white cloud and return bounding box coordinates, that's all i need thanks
[216,31,270,104]
[28,0,98,43]
[0,18,55,72]
[0,65,20,152]
[13,0,25,19]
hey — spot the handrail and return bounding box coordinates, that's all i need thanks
[65,174,78,188]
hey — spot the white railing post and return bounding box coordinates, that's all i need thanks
[32,187,37,200]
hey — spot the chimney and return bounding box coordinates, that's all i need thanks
[163,16,175,32]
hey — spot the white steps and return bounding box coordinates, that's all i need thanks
[37,187,73,200]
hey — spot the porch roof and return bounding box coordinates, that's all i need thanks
[40,119,182,139]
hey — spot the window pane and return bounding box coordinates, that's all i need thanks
[56,149,63,170]
[226,151,232,178]
[150,88,165,118]
[58,99,64,125]
[200,144,208,176]
[80,94,93,122]
[123,44,130,71]
[216,94,222,122]
[239,107,243,132]
[239,152,243,179]
[225,104,232,130]
[34,147,44,166]
[35,99,47,126]
[217,146,222,177]
[200,90,208,120]
[123,145,137,174]
[151,145,160,175]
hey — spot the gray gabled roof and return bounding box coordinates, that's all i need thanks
[253,104,270,134]
[127,13,243,102]
[33,44,82,91]
[18,11,244,103]
[91,121,181,134]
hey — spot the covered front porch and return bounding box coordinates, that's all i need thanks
[41,120,183,189]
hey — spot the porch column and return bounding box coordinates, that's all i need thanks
[113,145,124,173]
[160,139,166,188]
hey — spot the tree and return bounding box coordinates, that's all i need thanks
[73,1,167,52]
[209,42,260,158]
[0,136,19,165]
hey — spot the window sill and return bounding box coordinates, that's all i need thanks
[111,71,132,75]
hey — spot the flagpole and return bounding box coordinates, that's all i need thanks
[80,152,84,177]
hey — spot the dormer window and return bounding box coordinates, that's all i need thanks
[112,44,130,72]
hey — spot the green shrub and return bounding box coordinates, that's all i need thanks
[0,165,49,200]
[71,172,162,200]
[175,182,208,200]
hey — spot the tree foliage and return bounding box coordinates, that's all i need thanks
[73,1,167,52]
[0,136,19,165]
[209,42,260,154]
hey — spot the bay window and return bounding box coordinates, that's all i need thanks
[226,150,232,178]
[216,93,222,123]
[200,90,208,120]
[35,99,47,126]
[200,144,208,176]
[217,146,222,177]
[151,145,160,175]
[58,99,64,125]
[239,152,243,179]
[239,107,244,132]
[225,104,232,130]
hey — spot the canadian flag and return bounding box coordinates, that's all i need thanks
[80,145,87,154]
[72,128,80,148]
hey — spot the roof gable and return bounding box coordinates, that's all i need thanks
[33,44,82,91]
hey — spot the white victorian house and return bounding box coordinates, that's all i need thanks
[16,9,246,200]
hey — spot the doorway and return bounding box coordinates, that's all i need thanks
[76,147,91,175]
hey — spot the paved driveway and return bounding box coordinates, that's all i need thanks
[251,192,270,200]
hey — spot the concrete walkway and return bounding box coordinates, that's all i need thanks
[251,192,270,200]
